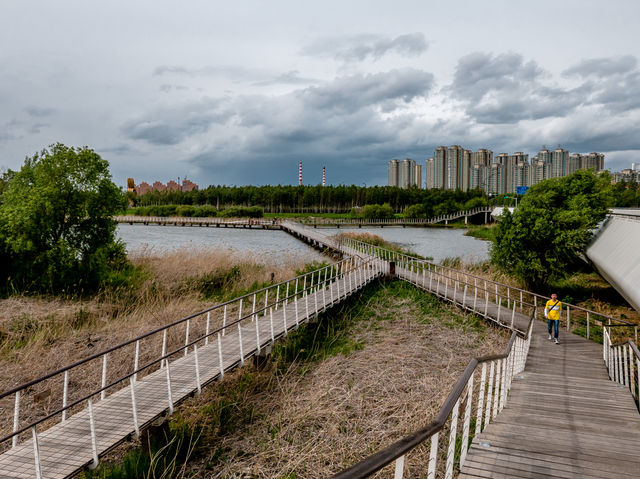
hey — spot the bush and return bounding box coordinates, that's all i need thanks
[403,204,427,218]
[219,206,263,218]
[176,205,196,217]
[362,203,394,219]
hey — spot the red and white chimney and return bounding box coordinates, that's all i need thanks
[322,166,326,186]
[298,161,303,185]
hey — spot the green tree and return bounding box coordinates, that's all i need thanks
[0,144,127,292]
[489,170,613,290]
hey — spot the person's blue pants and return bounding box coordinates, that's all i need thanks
[548,319,559,339]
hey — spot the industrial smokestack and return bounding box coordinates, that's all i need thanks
[299,161,303,185]
[322,166,326,186]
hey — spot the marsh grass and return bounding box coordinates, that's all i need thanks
[0,246,317,442]
[90,280,508,478]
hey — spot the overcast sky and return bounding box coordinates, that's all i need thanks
[2,0,639,187]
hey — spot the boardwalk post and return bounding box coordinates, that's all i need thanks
[184,319,190,356]
[237,322,245,365]
[165,360,174,414]
[205,312,210,346]
[476,363,487,434]
[567,306,571,331]
[62,370,69,421]
[161,329,167,368]
[130,377,139,438]
[194,344,202,394]
[134,340,140,382]
[100,354,108,400]
[427,432,439,479]
[493,360,501,419]
[32,426,42,479]
[12,391,20,448]
[445,398,460,479]
[393,455,405,479]
[484,292,489,317]
[461,372,474,467]
[222,305,228,336]
[587,311,590,339]
[485,361,494,427]
[88,399,99,469]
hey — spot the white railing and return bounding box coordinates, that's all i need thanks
[0,255,385,472]
[333,314,535,479]
[603,328,640,408]
[115,215,275,225]
[339,235,638,342]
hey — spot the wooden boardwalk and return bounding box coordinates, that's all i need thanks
[0,264,381,479]
[459,321,640,478]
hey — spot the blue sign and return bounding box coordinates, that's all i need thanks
[516,186,529,195]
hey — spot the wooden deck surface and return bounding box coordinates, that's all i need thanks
[0,266,380,479]
[459,321,640,478]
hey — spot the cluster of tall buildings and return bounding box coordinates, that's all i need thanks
[388,158,423,189]
[127,178,199,195]
[613,164,640,184]
[389,147,605,194]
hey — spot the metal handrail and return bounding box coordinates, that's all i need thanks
[332,314,534,478]
[340,235,636,330]
[0,256,349,402]
[1,255,384,451]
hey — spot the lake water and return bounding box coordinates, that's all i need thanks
[117,224,489,264]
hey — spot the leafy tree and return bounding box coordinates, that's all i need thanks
[489,170,613,290]
[0,144,127,293]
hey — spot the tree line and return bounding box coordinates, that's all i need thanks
[127,184,489,213]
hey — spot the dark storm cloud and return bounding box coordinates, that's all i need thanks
[301,33,428,62]
[562,55,637,78]
[448,52,587,123]
[122,99,231,145]
[24,106,56,117]
[166,68,436,184]
[299,69,434,113]
[591,70,640,113]
[561,55,640,113]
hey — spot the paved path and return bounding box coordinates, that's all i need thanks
[459,321,640,478]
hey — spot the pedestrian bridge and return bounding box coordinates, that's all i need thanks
[1,223,639,478]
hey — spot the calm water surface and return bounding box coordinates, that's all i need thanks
[117,224,489,263]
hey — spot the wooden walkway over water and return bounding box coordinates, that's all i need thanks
[459,321,640,479]
[2,223,640,478]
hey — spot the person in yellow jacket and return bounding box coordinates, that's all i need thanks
[545,293,562,344]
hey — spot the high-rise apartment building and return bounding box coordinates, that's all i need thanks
[419,146,603,192]
[578,153,605,171]
[388,158,422,188]
[388,159,399,187]
[551,148,569,178]
[446,145,465,190]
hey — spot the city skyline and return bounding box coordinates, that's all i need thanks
[392,146,613,193]
[1,2,640,187]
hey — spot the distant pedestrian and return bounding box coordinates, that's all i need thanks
[544,293,562,344]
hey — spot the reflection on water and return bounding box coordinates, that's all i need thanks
[117,224,489,264]
[319,226,489,263]
[116,224,325,264]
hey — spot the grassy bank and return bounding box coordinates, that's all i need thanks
[82,280,508,478]
[339,232,433,261]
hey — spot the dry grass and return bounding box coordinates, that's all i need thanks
[0,247,317,442]
[170,281,509,478]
